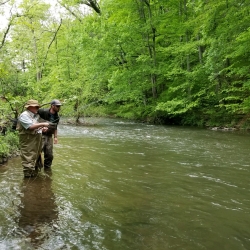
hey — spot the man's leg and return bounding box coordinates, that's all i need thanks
[20,134,41,177]
[43,135,54,169]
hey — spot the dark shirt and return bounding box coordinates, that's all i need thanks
[38,108,60,136]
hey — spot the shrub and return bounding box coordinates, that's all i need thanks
[0,131,19,159]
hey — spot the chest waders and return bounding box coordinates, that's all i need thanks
[18,123,43,177]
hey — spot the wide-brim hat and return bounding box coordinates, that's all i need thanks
[25,99,40,108]
[51,99,62,106]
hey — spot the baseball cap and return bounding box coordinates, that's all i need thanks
[51,99,62,106]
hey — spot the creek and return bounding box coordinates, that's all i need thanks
[1,118,250,249]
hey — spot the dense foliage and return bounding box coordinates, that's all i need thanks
[0,130,19,163]
[0,0,250,128]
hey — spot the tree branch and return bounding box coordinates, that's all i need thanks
[57,1,83,22]
[0,21,11,49]
[0,0,11,6]
[81,0,101,14]
[41,18,63,72]
[0,6,21,50]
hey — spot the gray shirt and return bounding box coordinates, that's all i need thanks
[19,110,40,130]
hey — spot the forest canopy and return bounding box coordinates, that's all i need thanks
[0,0,250,127]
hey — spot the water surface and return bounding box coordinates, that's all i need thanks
[1,118,250,249]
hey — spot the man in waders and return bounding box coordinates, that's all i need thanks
[38,99,62,170]
[18,100,50,178]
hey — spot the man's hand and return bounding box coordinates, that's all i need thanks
[42,127,49,132]
[54,137,58,144]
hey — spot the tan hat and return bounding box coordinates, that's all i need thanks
[25,99,40,108]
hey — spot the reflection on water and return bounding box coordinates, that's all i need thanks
[18,173,58,248]
[1,118,250,249]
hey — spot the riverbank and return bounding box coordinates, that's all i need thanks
[0,150,20,165]
[0,131,19,166]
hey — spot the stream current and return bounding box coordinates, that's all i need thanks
[1,118,250,249]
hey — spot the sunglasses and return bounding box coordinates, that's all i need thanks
[55,105,61,108]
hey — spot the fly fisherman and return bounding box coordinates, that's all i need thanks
[38,99,62,170]
[18,100,50,178]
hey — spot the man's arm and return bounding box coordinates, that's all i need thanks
[29,122,49,130]
[53,129,58,144]
[19,112,49,131]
